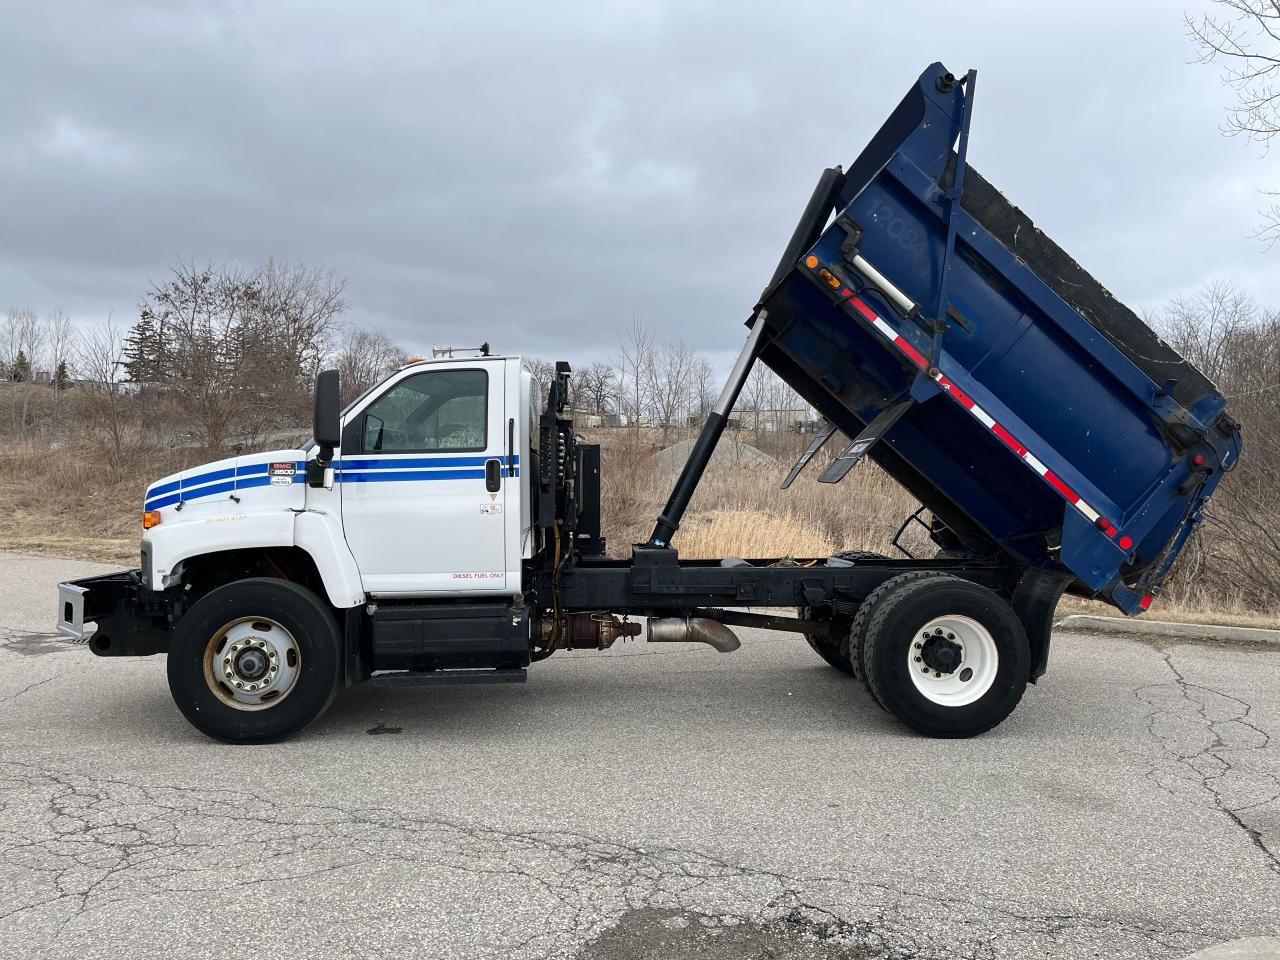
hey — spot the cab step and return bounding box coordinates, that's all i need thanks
[370,668,527,686]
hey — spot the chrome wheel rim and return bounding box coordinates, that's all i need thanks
[907,614,997,707]
[202,616,301,711]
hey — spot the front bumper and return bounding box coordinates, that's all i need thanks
[55,570,174,656]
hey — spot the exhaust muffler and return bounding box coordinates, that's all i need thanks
[647,617,741,653]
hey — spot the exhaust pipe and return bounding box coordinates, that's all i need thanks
[647,617,741,653]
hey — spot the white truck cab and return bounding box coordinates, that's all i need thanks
[138,354,536,608]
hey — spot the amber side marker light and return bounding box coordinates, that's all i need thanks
[142,510,162,529]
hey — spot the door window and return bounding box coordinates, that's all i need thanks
[360,369,488,453]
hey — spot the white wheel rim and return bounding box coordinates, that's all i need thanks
[907,614,998,707]
[202,617,302,711]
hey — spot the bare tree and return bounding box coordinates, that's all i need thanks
[691,356,717,423]
[613,316,654,435]
[47,310,74,379]
[334,328,408,401]
[647,340,697,443]
[73,319,137,476]
[252,258,348,388]
[133,259,349,448]
[3,308,46,435]
[1188,0,1280,246]
[1157,283,1280,606]
[3,308,42,376]
[576,361,617,417]
[524,357,556,410]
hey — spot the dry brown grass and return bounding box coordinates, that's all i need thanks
[592,427,933,559]
[0,441,209,564]
[675,509,839,560]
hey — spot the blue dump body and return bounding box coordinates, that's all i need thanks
[760,63,1242,616]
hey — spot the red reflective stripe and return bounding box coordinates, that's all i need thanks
[894,336,928,369]
[991,423,1026,457]
[936,374,975,409]
[1043,470,1078,502]
[848,296,878,322]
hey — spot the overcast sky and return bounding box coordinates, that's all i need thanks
[2,0,1276,370]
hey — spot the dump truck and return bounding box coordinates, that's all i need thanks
[57,63,1241,743]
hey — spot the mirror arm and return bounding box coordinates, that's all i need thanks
[307,443,334,488]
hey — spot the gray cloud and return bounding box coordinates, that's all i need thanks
[2,0,1275,367]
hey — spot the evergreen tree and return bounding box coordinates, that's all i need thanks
[54,359,69,390]
[122,308,165,382]
[11,350,30,383]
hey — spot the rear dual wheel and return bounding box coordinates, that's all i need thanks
[854,574,1030,738]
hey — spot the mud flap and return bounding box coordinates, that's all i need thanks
[817,398,915,484]
[781,422,838,489]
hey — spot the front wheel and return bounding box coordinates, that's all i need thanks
[167,578,341,744]
[859,574,1030,738]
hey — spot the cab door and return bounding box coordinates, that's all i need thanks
[339,361,510,596]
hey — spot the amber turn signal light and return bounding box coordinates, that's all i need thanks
[142,510,162,529]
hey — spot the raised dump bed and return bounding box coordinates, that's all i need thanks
[759,63,1241,615]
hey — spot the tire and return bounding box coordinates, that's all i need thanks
[799,607,855,675]
[831,549,886,563]
[797,550,885,676]
[848,570,946,704]
[167,578,341,744]
[859,574,1030,738]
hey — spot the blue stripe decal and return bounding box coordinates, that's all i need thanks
[146,477,182,498]
[338,469,486,483]
[145,456,517,506]
[335,455,519,470]
[187,466,236,487]
[145,475,274,510]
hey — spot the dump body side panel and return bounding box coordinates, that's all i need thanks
[759,63,1241,613]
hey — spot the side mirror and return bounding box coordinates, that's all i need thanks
[309,369,340,488]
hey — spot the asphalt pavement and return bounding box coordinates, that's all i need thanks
[1,551,1277,960]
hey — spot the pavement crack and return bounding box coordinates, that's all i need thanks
[1136,649,1280,875]
[0,673,62,706]
[0,757,1222,959]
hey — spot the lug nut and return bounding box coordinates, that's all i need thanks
[934,671,942,678]
[235,681,243,688]
[914,656,922,662]
[914,642,922,650]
